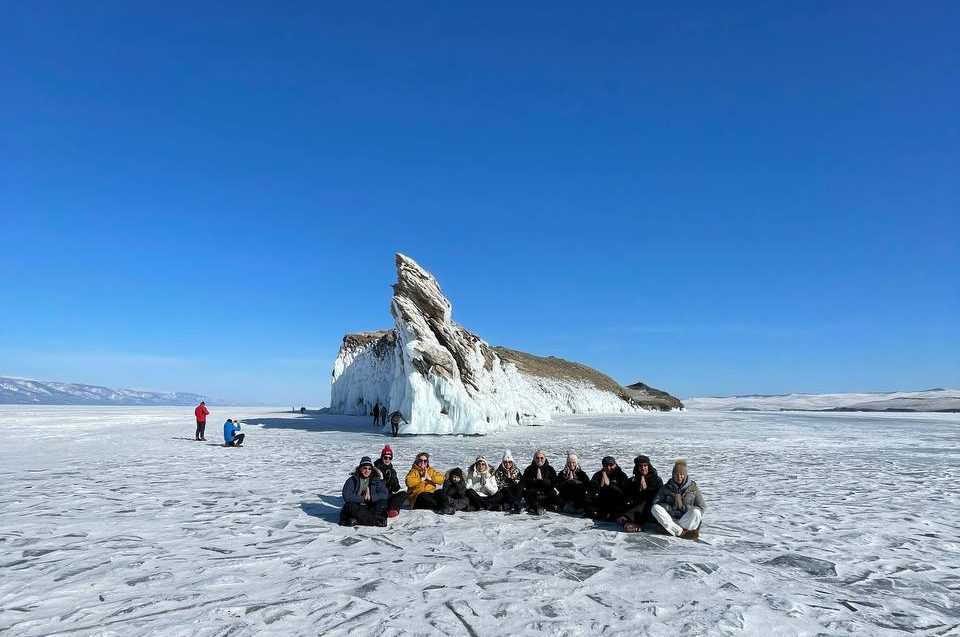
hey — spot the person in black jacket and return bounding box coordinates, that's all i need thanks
[555,451,591,513]
[339,456,389,527]
[438,467,480,514]
[618,455,664,531]
[585,456,630,521]
[493,449,524,514]
[521,450,561,515]
[373,444,406,517]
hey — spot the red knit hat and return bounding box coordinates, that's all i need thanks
[381,445,393,457]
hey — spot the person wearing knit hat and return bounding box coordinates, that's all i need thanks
[521,450,562,515]
[650,458,706,539]
[493,450,523,513]
[339,455,389,527]
[585,456,630,521]
[618,454,664,532]
[464,455,499,509]
[556,450,591,513]
[374,445,406,517]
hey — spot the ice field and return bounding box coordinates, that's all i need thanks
[1,406,958,636]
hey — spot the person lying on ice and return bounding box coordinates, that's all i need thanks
[585,456,630,521]
[339,456,388,527]
[223,418,245,447]
[521,450,561,515]
[555,451,591,513]
[493,450,524,514]
[651,459,706,539]
[405,452,447,511]
[465,456,501,510]
[438,467,478,514]
[374,445,405,518]
[618,454,664,532]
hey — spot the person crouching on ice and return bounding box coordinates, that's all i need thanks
[521,450,561,515]
[465,456,500,510]
[405,452,447,511]
[339,456,388,527]
[651,459,706,539]
[374,445,406,518]
[493,450,524,513]
[556,451,591,513]
[438,467,473,515]
[618,454,664,532]
[585,456,630,521]
[223,418,245,447]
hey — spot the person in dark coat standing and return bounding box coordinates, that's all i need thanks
[339,456,389,527]
[555,451,591,513]
[372,403,382,428]
[388,410,407,437]
[194,401,209,441]
[521,450,561,515]
[618,455,664,531]
[585,456,630,521]
[374,444,406,517]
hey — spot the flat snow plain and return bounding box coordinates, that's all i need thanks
[1,407,958,636]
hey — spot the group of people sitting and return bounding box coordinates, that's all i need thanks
[339,446,705,538]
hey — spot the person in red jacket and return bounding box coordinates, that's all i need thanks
[194,401,210,441]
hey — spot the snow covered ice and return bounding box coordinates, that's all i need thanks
[2,406,959,635]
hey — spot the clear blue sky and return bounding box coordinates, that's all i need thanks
[2,2,957,404]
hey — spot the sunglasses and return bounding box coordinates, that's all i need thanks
[383,455,393,460]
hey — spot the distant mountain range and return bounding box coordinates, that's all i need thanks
[683,388,960,413]
[0,377,213,406]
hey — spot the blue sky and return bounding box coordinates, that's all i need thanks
[2,2,957,404]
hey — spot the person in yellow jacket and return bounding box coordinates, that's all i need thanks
[405,451,448,511]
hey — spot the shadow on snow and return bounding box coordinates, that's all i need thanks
[244,412,386,436]
[300,494,344,524]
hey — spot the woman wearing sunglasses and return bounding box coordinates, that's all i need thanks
[405,452,447,511]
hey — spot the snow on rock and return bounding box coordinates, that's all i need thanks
[330,254,669,435]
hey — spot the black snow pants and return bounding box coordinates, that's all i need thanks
[195,421,206,440]
[340,501,387,526]
[522,485,562,512]
[413,492,448,511]
[557,482,588,509]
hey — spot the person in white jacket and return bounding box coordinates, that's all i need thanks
[465,455,501,511]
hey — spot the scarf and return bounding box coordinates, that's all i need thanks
[559,465,580,481]
[356,475,370,500]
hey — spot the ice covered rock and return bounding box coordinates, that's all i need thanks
[329,254,679,434]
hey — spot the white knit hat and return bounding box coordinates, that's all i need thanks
[502,449,514,462]
[475,455,488,465]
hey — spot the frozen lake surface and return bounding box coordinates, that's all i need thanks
[1,406,958,636]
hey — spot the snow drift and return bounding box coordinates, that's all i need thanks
[330,254,680,434]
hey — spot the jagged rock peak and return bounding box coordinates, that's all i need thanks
[329,254,681,434]
[393,253,451,323]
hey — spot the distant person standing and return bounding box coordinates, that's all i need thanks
[388,410,407,437]
[223,418,245,447]
[194,401,209,441]
[372,402,382,428]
